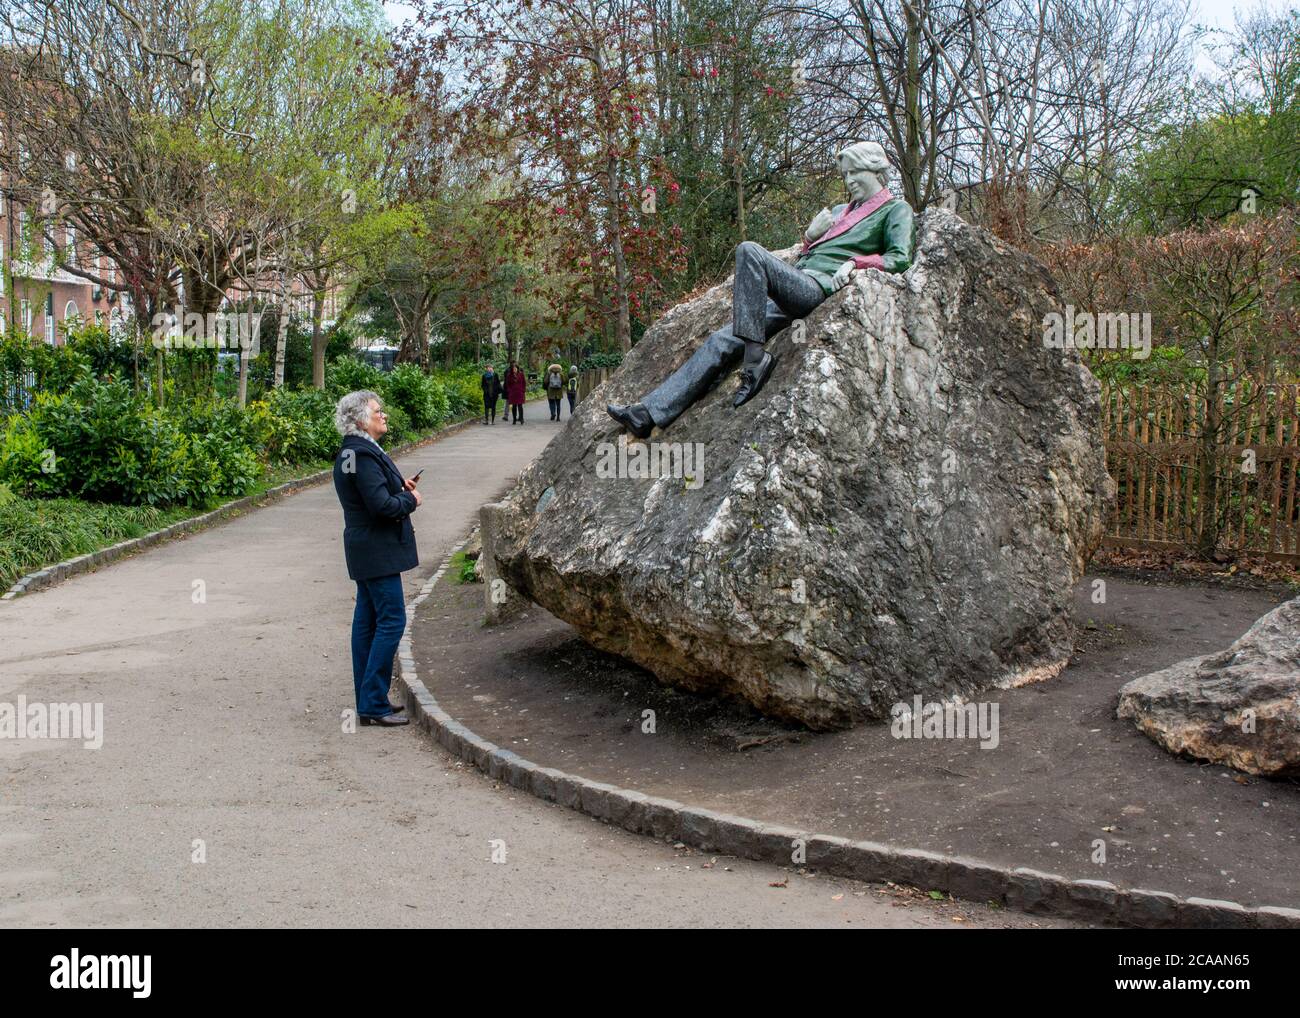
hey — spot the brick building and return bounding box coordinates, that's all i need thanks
[0,150,128,342]
[0,150,344,349]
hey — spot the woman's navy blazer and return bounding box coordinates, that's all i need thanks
[332,433,419,581]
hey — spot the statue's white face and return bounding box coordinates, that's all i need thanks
[842,165,881,203]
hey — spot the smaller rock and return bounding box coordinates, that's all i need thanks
[1117,597,1300,777]
[479,503,527,625]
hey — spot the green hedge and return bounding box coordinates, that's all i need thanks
[248,387,341,465]
[2,378,198,505]
[0,344,508,511]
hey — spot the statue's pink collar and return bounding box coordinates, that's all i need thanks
[803,188,894,252]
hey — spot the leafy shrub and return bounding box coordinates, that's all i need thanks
[0,378,191,505]
[384,363,447,430]
[440,366,487,418]
[0,332,90,409]
[0,379,265,507]
[325,355,387,397]
[379,401,411,444]
[174,399,261,499]
[64,321,143,383]
[251,387,340,464]
[451,379,482,417]
[580,352,624,371]
[0,344,478,514]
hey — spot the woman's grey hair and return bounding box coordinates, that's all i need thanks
[335,390,382,438]
[837,140,892,189]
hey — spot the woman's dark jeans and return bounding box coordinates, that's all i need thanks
[351,573,406,718]
[548,397,561,419]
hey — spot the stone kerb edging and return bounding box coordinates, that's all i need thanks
[1,416,480,601]
[396,538,1300,931]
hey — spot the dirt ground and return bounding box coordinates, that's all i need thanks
[415,569,1299,911]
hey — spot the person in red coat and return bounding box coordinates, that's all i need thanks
[504,361,528,424]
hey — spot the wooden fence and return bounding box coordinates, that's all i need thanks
[1100,381,1300,562]
[576,367,613,403]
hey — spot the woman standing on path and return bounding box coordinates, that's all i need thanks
[545,362,565,421]
[330,390,421,728]
[504,361,527,424]
[566,365,578,417]
[480,363,503,424]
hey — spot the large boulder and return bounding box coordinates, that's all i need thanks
[1117,597,1300,777]
[484,209,1114,729]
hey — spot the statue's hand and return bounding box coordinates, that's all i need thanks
[831,260,856,290]
[805,207,834,243]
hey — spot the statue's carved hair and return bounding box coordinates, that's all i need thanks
[837,141,892,187]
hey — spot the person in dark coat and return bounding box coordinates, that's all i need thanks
[566,365,578,416]
[331,390,422,727]
[504,361,527,424]
[480,363,503,424]
[545,362,564,420]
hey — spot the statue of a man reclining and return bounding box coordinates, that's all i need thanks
[607,140,915,438]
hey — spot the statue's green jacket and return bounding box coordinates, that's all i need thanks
[796,197,915,294]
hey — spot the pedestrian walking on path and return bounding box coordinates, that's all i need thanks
[504,361,527,424]
[481,363,503,425]
[331,390,423,727]
[546,363,565,421]
[566,365,578,417]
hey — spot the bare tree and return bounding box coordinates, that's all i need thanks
[785,0,1192,242]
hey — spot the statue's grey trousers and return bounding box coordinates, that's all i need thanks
[641,241,826,428]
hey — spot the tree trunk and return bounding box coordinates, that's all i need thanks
[902,3,922,209]
[731,52,746,241]
[237,349,249,408]
[273,262,290,389]
[606,155,632,352]
[311,288,326,389]
[273,305,289,389]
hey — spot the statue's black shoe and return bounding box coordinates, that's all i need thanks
[734,352,776,407]
[606,402,654,439]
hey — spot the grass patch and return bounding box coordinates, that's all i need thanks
[449,550,479,584]
[0,496,192,590]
